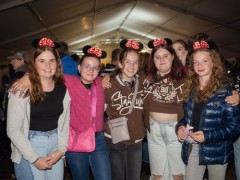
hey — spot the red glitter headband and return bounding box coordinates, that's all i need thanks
[125,40,140,50]
[153,39,167,47]
[193,40,209,50]
[87,47,102,57]
[38,37,55,47]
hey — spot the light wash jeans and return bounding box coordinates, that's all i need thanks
[234,135,240,180]
[147,118,185,180]
[66,132,112,180]
[14,157,34,180]
[29,129,64,180]
[186,144,227,180]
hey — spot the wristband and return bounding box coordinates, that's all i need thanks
[32,158,39,164]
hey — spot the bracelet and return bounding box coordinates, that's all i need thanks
[32,158,39,164]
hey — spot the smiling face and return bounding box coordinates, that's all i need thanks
[154,48,174,76]
[193,50,213,81]
[35,50,57,80]
[78,56,100,84]
[118,51,139,82]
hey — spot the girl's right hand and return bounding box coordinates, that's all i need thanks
[102,74,112,89]
[34,157,52,170]
[11,75,31,97]
[177,126,188,141]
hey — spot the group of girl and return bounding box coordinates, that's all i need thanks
[8,36,240,180]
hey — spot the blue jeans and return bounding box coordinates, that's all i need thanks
[234,135,240,180]
[66,132,112,180]
[14,157,34,180]
[106,137,142,180]
[28,129,64,180]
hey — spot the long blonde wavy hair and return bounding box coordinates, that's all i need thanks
[182,49,227,102]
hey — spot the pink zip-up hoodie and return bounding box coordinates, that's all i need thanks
[64,75,105,132]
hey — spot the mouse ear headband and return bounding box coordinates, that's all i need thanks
[192,40,218,51]
[193,40,210,51]
[82,45,107,59]
[32,37,61,48]
[148,38,172,49]
[120,39,143,51]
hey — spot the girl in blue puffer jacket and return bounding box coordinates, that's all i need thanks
[176,40,240,180]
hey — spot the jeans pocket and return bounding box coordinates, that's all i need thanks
[167,124,178,142]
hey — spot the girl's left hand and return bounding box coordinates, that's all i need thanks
[47,150,64,166]
[189,131,205,143]
[102,74,111,89]
[225,90,239,106]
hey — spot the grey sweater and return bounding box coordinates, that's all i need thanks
[7,90,71,164]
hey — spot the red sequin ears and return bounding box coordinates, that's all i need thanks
[87,47,102,57]
[193,40,209,50]
[153,39,167,47]
[38,37,55,47]
[125,40,140,50]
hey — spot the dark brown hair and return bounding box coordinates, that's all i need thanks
[147,44,185,83]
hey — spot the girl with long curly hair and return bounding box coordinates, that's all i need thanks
[176,40,240,180]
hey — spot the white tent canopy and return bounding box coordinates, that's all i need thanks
[1,0,240,63]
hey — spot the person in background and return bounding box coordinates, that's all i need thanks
[104,39,145,180]
[172,39,189,74]
[71,53,80,63]
[100,48,121,77]
[176,40,240,180]
[58,41,79,75]
[65,45,112,180]
[7,37,71,180]
[8,51,29,83]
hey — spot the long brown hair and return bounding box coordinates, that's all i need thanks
[28,46,64,103]
[182,49,227,102]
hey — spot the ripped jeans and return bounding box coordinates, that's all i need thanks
[147,118,185,180]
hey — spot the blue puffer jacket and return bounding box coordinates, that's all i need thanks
[176,84,240,165]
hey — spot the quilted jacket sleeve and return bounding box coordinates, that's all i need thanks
[204,87,240,143]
